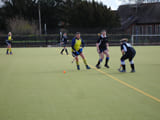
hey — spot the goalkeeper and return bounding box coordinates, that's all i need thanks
[71,32,91,70]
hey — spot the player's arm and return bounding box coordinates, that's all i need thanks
[81,39,85,48]
[62,38,64,42]
[121,45,126,55]
[96,43,100,53]
[66,37,69,43]
[71,38,76,52]
[6,36,11,42]
[106,43,109,51]
[96,38,100,53]
[60,38,64,44]
[106,38,109,51]
[121,50,125,55]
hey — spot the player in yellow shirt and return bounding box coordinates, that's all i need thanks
[71,32,91,70]
[6,32,13,55]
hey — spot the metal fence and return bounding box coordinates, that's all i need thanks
[0,34,132,47]
[131,34,160,45]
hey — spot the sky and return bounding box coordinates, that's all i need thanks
[95,0,123,10]
[0,0,123,10]
[0,0,4,7]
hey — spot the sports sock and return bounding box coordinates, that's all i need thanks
[83,59,87,65]
[122,65,126,71]
[6,48,9,54]
[97,59,103,66]
[105,57,109,65]
[65,49,68,55]
[61,49,64,54]
[131,64,135,70]
[76,61,79,66]
[9,48,12,53]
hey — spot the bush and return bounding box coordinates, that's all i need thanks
[7,17,38,35]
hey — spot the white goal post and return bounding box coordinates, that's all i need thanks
[131,34,160,45]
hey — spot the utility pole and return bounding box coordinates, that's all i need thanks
[38,1,42,35]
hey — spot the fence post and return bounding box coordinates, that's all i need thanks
[131,35,134,46]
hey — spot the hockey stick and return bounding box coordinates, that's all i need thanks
[72,57,76,63]
[71,51,79,64]
[118,65,122,71]
[71,52,76,63]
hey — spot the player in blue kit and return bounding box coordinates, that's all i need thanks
[6,32,13,55]
[71,32,91,70]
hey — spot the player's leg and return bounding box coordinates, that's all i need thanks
[119,55,128,72]
[64,46,68,55]
[6,45,9,55]
[7,45,12,55]
[75,56,80,70]
[80,52,91,69]
[6,41,10,55]
[72,52,80,70]
[60,42,65,55]
[9,44,12,55]
[96,52,104,69]
[129,54,136,72]
[104,49,110,68]
[60,47,64,55]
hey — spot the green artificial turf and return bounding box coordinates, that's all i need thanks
[0,46,160,120]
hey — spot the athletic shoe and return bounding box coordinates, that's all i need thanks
[77,65,80,70]
[104,64,110,68]
[60,52,63,55]
[96,64,101,69]
[86,65,91,69]
[130,70,135,73]
[118,69,126,73]
[10,52,13,55]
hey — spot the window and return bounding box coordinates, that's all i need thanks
[158,24,160,34]
[155,24,160,34]
[135,25,140,34]
[148,25,152,34]
[139,25,144,34]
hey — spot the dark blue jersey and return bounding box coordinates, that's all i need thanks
[97,35,108,49]
[121,42,136,54]
[62,36,68,44]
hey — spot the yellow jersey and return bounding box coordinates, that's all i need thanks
[71,37,85,52]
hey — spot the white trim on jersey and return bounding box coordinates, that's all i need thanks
[123,45,127,52]
[98,35,107,46]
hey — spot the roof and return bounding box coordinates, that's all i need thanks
[118,2,160,29]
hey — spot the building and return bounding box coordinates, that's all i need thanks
[118,2,160,35]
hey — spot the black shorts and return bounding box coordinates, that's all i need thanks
[121,52,136,61]
[72,48,83,57]
[62,43,67,47]
[99,47,107,53]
